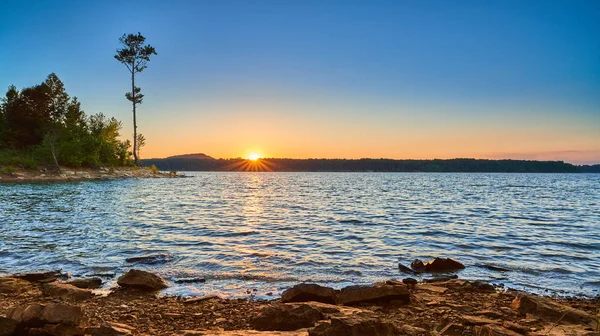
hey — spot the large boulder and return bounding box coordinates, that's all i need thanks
[42,282,94,301]
[251,303,324,331]
[66,277,103,289]
[336,284,409,305]
[0,277,35,293]
[511,294,597,327]
[281,284,337,304]
[6,303,83,327]
[411,258,464,273]
[117,269,168,291]
[309,314,399,336]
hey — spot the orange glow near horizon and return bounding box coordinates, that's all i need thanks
[248,153,261,161]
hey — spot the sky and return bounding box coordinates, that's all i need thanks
[0,0,599,163]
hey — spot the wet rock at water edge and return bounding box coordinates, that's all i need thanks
[251,303,324,331]
[125,253,172,265]
[398,263,416,274]
[66,277,103,289]
[411,257,465,273]
[12,269,68,283]
[42,282,94,301]
[402,278,418,286]
[117,269,168,291]
[336,284,409,305]
[281,283,337,304]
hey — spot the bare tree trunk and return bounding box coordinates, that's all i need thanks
[47,135,60,172]
[131,65,138,166]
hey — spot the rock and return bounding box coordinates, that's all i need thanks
[398,263,416,274]
[281,284,337,304]
[501,321,529,334]
[0,317,19,336]
[66,277,103,289]
[7,303,83,327]
[0,277,35,293]
[117,269,168,291]
[410,259,426,272]
[416,284,447,293]
[125,254,171,264]
[36,324,86,336]
[438,323,466,335]
[423,275,458,283]
[421,258,465,273]
[174,278,206,284]
[41,303,84,326]
[42,282,94,301]
[473,310,504,319]
[473,324,523,336]
[336,284,409,305]
[87,322,136,336]
[469,281,496,293]
[309,313,399,336]
[175,331,309,336]
[400,324,428,335]
[12,270,67,283]
[184,295,220,304]
[402,278,418,285]
[251,303,324,331]
[6,303,45,327]
[461,315,499,326]
[511,294,597,327]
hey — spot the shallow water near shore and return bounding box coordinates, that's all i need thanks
[1,172,599,298]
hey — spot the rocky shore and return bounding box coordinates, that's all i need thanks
[0,167,183,183]
[1,267,598,336]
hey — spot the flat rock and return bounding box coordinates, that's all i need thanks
[462,315,499,326]
[12,270,66,283]
[42,282,94,301]
[251,303,324,331]
[281,283,337,304]
[473,324,523,336]
[175,331,309,336]
[0,277,35,293]
[66,277,103,289]
[87,322,136,335]
[511,294,597,327]
[309,313,400,336]
[117,269,168,291]
[416,284,447,293]
[400,324,428,335]
[501,321,529,334]
[336,284,409,305]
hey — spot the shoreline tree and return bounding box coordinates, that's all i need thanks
[114,32,157,166]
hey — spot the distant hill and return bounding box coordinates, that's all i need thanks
[166,153,214,160]
[141,157,585,173]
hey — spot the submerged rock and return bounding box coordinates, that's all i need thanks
[251,303,324,331]
[336,284,409,305]
[125,253,172,265]
[281,283,337,304]
[117,269,168,291]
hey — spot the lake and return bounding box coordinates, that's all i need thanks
[1,172,599,298]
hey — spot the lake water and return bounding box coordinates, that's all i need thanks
[1,172,599,298]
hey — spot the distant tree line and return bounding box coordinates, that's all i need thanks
[0,73,131,169]
[141,157,587,173]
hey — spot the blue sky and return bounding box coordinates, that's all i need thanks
[1,0,598,162]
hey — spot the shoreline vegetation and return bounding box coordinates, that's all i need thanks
[143,156,600,173]
[1,265,598,336]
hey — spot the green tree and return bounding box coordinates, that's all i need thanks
[136,133,146,159]
[114,32,157,166]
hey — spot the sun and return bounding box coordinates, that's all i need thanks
[248,153,261,161]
